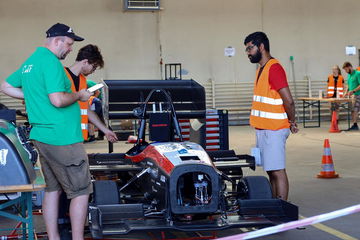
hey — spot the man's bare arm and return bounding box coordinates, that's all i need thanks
[49,89,92,108]
[278,86,298,133]
[88,109,118,143]
[1,81,24,99]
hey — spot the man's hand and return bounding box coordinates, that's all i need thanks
[103,129,118,143]
[289,121,299,134]
[78,89,93,102]
[348,90,355,97]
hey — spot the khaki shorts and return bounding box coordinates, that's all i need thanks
[34,141,93,199]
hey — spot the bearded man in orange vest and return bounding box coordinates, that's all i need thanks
[244,32,298,201]
[64,44,118,142]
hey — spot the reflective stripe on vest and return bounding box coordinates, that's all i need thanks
[64,68,89,140]
[81,123,88,130]
[250,59,290,130]
[251,110,288,119]
[253,95,284,105]
[81,109,88,115]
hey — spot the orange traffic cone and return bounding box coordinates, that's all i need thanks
[317,139,339,178]
[329,111,341,133]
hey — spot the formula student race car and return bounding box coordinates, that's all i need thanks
[87,89,298,239]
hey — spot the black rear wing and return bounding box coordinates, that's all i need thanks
[102,79,206,121]
[101,79,207,152]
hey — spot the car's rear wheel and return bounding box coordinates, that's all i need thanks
[237,176,273,199]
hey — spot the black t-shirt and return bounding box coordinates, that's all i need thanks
[65,67,80,91]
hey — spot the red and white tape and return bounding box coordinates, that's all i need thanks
[217,203,360,240]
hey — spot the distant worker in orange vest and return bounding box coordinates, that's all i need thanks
[64,44,118,142]
[326,65,344,121]
[244,32,298,201]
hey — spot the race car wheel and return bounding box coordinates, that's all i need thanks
[237,176,272,199]
[93,180,120,205]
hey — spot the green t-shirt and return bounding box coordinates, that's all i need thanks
[347,70,360,96]
[6,47,83,145]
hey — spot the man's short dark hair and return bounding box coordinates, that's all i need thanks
[76,44,104,69]
[342,61,352,69]
[244,31,270,52]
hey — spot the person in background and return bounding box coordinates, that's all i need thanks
[326,65,344,121]
[244,31,298,201]
[64,44,117,142]
[87,79,105,140]
[343,61,360,131]
[87,79,102,99]
[0,23,99,240]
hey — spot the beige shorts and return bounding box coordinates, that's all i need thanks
[34,141,93,199]
[256,128,290,171]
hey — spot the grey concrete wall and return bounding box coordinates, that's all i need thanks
[0,0,359,84]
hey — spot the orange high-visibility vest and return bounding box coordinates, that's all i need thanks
[327,75,344,98]
[64,68,89,140]
[250,59,290,130]
[89,96,95,106]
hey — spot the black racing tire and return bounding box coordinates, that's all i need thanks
[93,180,119,205]
[239,176,273,199]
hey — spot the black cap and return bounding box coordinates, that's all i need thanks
[46,23,84,41]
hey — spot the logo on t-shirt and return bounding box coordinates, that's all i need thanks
[22,65,33,74]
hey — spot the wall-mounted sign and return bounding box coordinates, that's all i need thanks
[224,46,236,57]
[345,45,356,56]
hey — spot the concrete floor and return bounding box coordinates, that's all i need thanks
[1,121,360,239]
[221,122,360,239]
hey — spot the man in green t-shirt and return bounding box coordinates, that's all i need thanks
[1,23,91,239]
[343,61,360,130]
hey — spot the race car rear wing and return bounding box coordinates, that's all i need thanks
[102,79,206,120]
[101,79,207,152]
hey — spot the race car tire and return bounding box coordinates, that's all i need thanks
[240,176,272,199]
[93,180,120,205]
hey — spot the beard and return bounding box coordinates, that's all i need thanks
[248,49,262,63]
